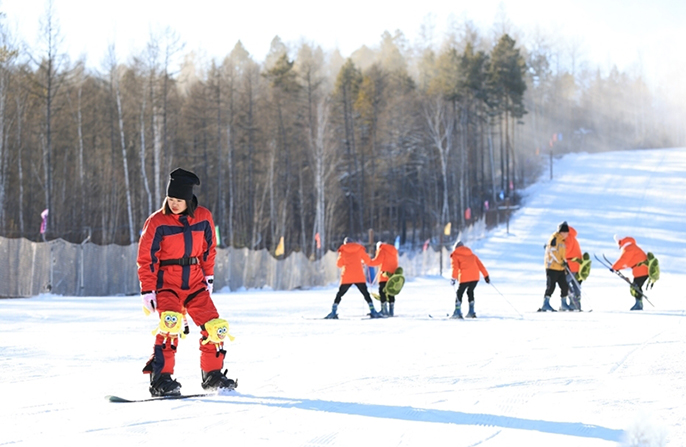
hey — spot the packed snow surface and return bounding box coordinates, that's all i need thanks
[2,148,685,446]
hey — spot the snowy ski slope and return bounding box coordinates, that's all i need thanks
[1,148,685,446]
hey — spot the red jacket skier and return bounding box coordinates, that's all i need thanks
[562,226,583,311]
[369,242,399,316]
[138,168,236,397]
[449,241,489,319]
[611,236,649,310]
[324,238,382,319]
[565,227,581,274]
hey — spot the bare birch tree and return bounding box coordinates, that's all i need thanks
[107,45,135,244]
[423,95,454,225]
[24,0,68,236]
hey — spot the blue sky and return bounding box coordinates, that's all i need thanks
[2,0,684,88]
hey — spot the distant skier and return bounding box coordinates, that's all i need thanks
[369,241,399,316]
[563,226,582,311]
[540,221,570,312]
[325,238,382,319]
[137,168,236,397]
[611,236,649,310]
[449,240,490,319]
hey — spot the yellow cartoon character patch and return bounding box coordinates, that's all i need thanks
[152,311,186,339]
[202,318,235,345]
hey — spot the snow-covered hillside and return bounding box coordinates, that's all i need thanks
[1,148,685,447]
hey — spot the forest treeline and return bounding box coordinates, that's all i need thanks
[0,10,679,257]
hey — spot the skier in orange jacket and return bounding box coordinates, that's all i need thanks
[369,241,399,316]
[611,236,649,310]
[449,240,489,319]
[325,238,382,319]
[138,168,236,397]
[563,226,582,311]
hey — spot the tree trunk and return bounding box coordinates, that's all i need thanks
[115,73,135,244]
[139,87,152,216]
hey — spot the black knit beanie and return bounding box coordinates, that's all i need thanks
[166,168,200,201]
[558,221,569,233]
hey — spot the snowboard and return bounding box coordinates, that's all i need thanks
[107,380,238,403]
[106,393,212,403]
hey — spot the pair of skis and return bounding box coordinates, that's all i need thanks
[594,254,654,307]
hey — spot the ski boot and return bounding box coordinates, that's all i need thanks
[324,304,339,319]
[388,302,394,317]
[539,296,556,312]
[149,373,181,397]
[630,298,643,311]
[450,303,463,319]
[466,301,477,318]
[559,296,572,311]
[380,302,389,316]
[201,369,237,391]
[368,303,383,318]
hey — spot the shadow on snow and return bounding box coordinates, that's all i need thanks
[218,394,624,442]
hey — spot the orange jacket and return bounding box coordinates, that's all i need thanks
[450,246,488,283]
[612,237,648,277]
[565,227,582,273]
[137,204,216,293]
[368,243,399,281]
[336,242,373,284]
[544,232,567,271]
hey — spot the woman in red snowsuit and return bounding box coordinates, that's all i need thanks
[138,168,236,396]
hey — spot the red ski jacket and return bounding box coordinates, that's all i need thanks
[137,205,216,293]
[450,246,489,283]
[565,227,582,273]
[336,242,373,284]
[369,243,399,281]
[612,237,648,278]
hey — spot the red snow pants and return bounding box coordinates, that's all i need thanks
[151,288,225,377]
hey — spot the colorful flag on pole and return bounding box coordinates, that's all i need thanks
[314,232,321,249]
[443,222,451,236]
[465,207,471,220]
[275,236,285,257]
[40,209,49,234]
[215,225,221,246]
[423,239,430,251]
[394,235,400,249]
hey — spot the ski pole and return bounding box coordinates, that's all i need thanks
[488,281,524,319]
[614,269,654,307]
[603,254,654,306]
[564,264,589,301]
[594,254,654,307]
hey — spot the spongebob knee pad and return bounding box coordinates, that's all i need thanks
[153,311,186,348]
[201,318,235,345]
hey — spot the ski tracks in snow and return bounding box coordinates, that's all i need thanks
[303,432,338,446]
[607,317,681,375]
